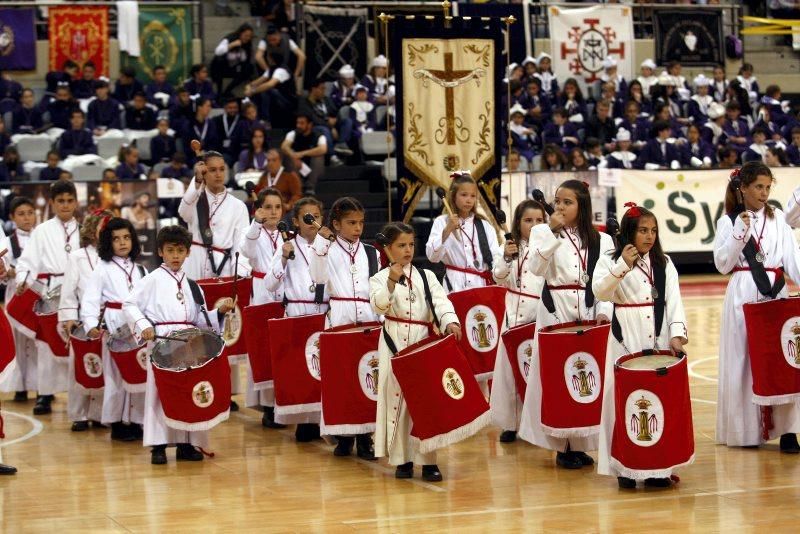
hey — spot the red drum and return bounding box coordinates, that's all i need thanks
[392,334,490,453]
[268,313,327,417]
[150,328,230,431]
[197,276,252,364]
[501,322,536,400]
[243,302,285,389]
[319,323,382,435]
[610,351,694,477]
[743,298,800,405]
[34,286,69,357]
[448,286,507,380]
[70,329,104,390]
[538,320,611,437]
[107,331,147,393]
[5,282,43,339]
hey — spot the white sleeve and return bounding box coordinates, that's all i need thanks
[492,254,512,285]
[591,253,630,304]
[786,186,800,228]
[289,39,299,52]
[272,68,291,83]
[178,179,202,225]
[309,234,331,284]
[369,269,392,315]
[427,269,459,327]
[240,220,262,261]
[214,38,230,56]
[317,134,327,148]
[124,275,152,338]
[57,254,81,322]
[713,215,749,275]
[257,39,267,51]
[284,130,296,143]
[484,219,503,263]
[528,224,561,277]
[231,203,252,274]
[14,226,40,285]
[80,266,104,331]
[665,259,688,342]
[425,215,450,264]
[265,247,287,292]
[592,234,615,320]
[0,226,7,271]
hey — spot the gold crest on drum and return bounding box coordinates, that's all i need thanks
[304,333,322,381]
[215,297,243,347]
[442,368,465,400]
[466,305,498,352]
[358,351,380,401]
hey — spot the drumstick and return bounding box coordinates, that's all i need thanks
[375,233,406,285]
[303,213,335,242]
[494,210,518,260]
[245,181,257,203]
[231,252,240,306]
[190,139,203,159]
[277,221,295,260]
[434,187,463,242]
[153,335,189,343]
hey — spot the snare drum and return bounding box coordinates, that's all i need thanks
[70,327,104,390]
[150,328,230,431]
[107,326,147,392]
[6,280,46,339]
[34,285,69,357]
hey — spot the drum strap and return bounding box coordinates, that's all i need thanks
[612,263,667,344]
[9,231,21,259]
[541,236,600,314]
[382,267,438,356]
[196,193,231,277]
[728,213,785,298]
[474,219,494,271]
[187,279,213,328]
[364,244,379,278]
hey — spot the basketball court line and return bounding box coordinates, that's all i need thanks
[688,356,719,383]
[0,409,44,464]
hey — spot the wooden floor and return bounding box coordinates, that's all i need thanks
[2,275,799,533]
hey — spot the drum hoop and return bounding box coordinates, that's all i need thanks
[614,350,684,371]
[539,320,603,335]
[504,321,536,335]
[324,321,382,335]
[393,334,448,360]
[149,327,224,372]
[743,296,800,310]
[267,312,326,326]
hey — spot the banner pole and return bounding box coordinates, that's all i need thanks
[379,12,395,223]
[502,16,516,160]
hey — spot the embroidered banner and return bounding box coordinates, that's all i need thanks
[654,9,724,67]
[393,17,504,220]
[48,6,110,76]
[456,2,529,65]
[548,5,633,85]
[0,8,36,71]
[303,5,368,90]
[121,6,193,86]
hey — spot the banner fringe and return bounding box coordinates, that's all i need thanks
[541,423,600,439]
[414,409,491,453]
[320,423,376,436]
[163,409,230,432]
[608,453,695,480]
[275,402,322,416]
[121,381,147,394]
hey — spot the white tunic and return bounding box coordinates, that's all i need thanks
[1,229,37,392]
[124,265,222,447]
[310,235,379,327]
[240,221,283,305]
[266,234,329,318]
[178,180,251,279]
[518,224,614,452]
[490,242,544,431]
[592,252,689,479]
[713,208,800,446]
[370,265,459,465]
[3,228,30,302]
[425,214,501,293]
[786,186,800,228]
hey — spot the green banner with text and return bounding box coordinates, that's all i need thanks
[121,6,192,85]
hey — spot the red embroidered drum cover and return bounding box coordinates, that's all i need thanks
[448,286,507,380]
[243,302,285,389]
[501,322,536,400]
[197,276,253,363]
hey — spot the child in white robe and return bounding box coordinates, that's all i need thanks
[490,200,547,443]
[370,222,461,481]
[124,225,233,464]
[593,203,689,489]
[713,162,800,451]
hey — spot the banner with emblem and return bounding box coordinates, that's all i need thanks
[120,5,193,85]
[48,5,110,76]
[302,5,368,90]
[196,276,252,364]
[0,8,36,71]
[654,9,724,67]
[501,322,536,400]
[392,16,504,220]
[392,334,490,453]
[447,286,507,380]
[548,5,633,86]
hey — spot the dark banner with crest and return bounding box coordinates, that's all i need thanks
[0,8,36,71]
[654,9,724,66]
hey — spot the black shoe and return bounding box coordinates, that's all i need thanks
[556,451,583,469]
[421,464,443,482]
[230,400,239,412]
[130,424,144,440]
[111,422,136,442]
[295,423,320,442]
[13,391,27,402]
[32,395,51,415]
[176,444,204,461]
[261,406,286,429]
[90,421,107,429]
[780,433,800,454]
[618,476,637,489]
[151,446,167,465]
[0,463,17,475]
[356,434,376,461]
[573,451,595,466]
[71,421,89,432]
[334,436,355,456]
[395,462,413,479]
[499,430,517,443]
[644,477,672,488]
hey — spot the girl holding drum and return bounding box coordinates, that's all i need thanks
[593,203,689,488]
[518,180,615,470]
[714,162,800,451]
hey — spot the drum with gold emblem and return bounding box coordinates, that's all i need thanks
[70,327,104,390]
[107,325,148,393]
[34,284,70,357]
[5,279,46,339]
[150,328,230,431]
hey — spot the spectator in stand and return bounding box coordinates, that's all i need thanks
[331,64,358,109]
[786,127,800,166]
[47,83,78,131]
[87,79,123,135]
[59,109,96,158]
[40,151,64,181]
[271,0,299,40]
[521,56,537,82]
[236,102,268,155]
[636,58,658,99]
[503,148,524,173]
[761,85,789,129]
[568,147,590,171]
[765,146,789,167]
[737,62,759,105]
[184,64,217,104]
[753,104,782,142]
[12,88,44,135]
[0,146,26,182]
[742,126,771,163]
[598,57,627,99]
[585,100,617,152]
[214,98,244,164]
[125,92,158,131]
[508,104,537,164]
[0,74,22,109]
[71,61,97,100]
[150,118,177,165]
[680,124,716,168]
[624,80,652,117]
[717,145,738,169]
[257,148,302,213]
[534,53,558,99]
[0,117,10,153]
[711,64,728,103]
[245,51,296,128]
[255,25,306,81]
[542,107,580,152]
[361,55,390,106]
[115,146,148,180]
[652,102,683,139]
[726,80,753,119]
[113,67,145,106]
[722,101,750,157]
[102,168,117,180]
[349,85,377,140]
[168,87,194,134]
[162,152,192,179]
[211,23,256,99]
[618,101,649,151]
[519,77,552,129]
[688,74,714,125]
[145,65,175,109]
[604,128,640,169]
[641,120,681,170]
[43,60,78,104]
[297,78,353,160]
[281,113,326,195]
[557,78,587,124]
[181,97,219,165]
[539,144,567,171]
[585,137,605,168]
[238,125,269,172]
[702,102,728,148]
[651,72,685,124]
